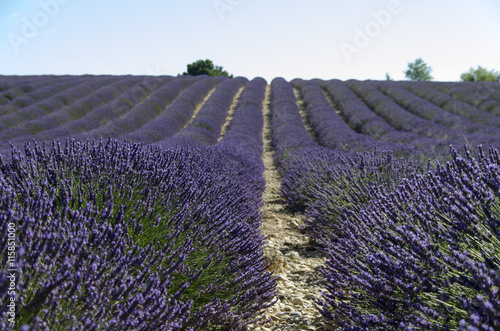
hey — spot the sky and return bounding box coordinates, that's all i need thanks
[0,0,499,82]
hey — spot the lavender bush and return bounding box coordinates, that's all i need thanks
[0,139,276,330]
[314,145,500,330]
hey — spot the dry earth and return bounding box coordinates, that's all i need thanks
[247,86,328,331]
[219,86,244,140]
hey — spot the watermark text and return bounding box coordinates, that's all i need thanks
[8,0,72,53]
[340,0,404,63]
[6,222,17,325]
[213,0,243,21]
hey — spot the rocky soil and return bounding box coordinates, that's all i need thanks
[247,86,328,331]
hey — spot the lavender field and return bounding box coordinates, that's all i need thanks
[1,75,500,330]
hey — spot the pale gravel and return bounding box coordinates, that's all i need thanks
[248,85,328,331]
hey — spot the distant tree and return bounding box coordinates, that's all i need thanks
[460,66,499,82]
[385,73,393,81]
[404,58,433,81]
[182,59,233,78]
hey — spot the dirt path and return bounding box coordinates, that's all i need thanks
[179,86,217,132]
[320,86,346,120]
[294,88,317,142]
[219,86,244,141]
[249,85,327,331]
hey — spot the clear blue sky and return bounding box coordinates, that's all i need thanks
[1,0,499,82]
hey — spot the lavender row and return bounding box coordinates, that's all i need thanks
[464,81,500,103]
[77,76,194,141]
[157,76,248,149]
[0,139,276,330]
[346,80,500,151]
[269,78,319,171]
[0,75,81,111]
[0,75,59,92]
[215,77,268,199]
[20,76,174,142]
[291,79,402,153]
[374,80,497,135]
[436,81,500,104]
[0,76,124,134]
[429,82,500,117]
[321,79,450,157]
[0,75,73,90]
[403,82,500,128]
[122,76,221,144]
[0,77,148,154]
[347,80,473,140]
[0,77,144,140]
[217,77,266,161]
[0,76,92,114]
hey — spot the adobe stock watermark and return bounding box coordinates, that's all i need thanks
[142,65,171,92]
[213,0,243,21]
[6,222,18,326]
[7,0,72,54]
[340,0,404,63]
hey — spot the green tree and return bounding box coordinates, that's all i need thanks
[460,66,499,82]
[182,59,233,78]
[385,73,393,81]
[404,58,433,81]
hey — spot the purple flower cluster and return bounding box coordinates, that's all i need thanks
[0,139,276,330]
[281,147,422,213]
